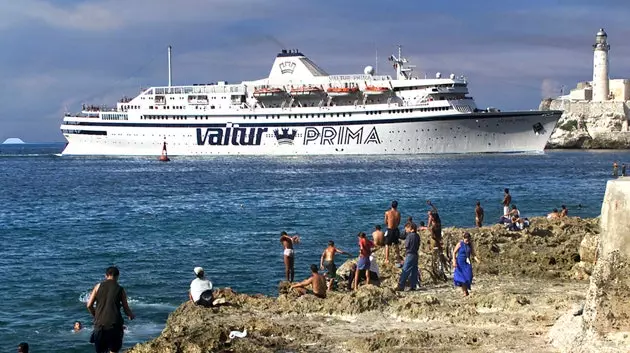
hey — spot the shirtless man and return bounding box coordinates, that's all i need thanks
[475,201,484,227]
[384,200,401,264]
[280,231,300,282]
[560,205,568,217]
[320,241,351,290]
[547,208,560,219]
[502,189,512,216]
[372,225,385,247]
[291,264,327,298]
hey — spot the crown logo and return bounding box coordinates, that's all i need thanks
[279,61,296,74]
[274,128,298,145]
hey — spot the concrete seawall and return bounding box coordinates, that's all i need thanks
[549,177,630,352]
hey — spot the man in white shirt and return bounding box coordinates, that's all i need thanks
[189,267,213,307]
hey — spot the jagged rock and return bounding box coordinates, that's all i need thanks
[127,217,599,353]
[541,99,630,149]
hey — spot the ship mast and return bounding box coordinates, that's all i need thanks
[167,45,172,87]
[388,45,415,80]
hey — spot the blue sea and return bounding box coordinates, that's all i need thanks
[1,143,628,352]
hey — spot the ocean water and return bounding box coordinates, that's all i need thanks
[1,143,629,352]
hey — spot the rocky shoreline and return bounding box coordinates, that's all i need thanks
[128,217,599,353]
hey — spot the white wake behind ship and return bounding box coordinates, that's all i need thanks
[60,46,561,156]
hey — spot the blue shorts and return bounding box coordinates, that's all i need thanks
[357,257,370,270]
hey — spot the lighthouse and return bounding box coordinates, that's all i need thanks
[592,28,610,101]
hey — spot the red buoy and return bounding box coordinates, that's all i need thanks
[159,141,170,162]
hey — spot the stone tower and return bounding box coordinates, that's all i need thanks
[592,28,610,101]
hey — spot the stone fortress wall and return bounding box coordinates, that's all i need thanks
[542,28,630,149]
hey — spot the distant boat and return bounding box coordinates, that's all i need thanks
[2,138,25,144]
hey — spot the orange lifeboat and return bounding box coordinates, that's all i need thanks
[362,85,391,95]
[253,87,285,98]
[289,86,323,96]
[326,86,360,97]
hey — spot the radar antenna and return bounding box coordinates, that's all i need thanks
[388,45,416,80]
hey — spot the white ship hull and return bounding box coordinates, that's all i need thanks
[60,111,560,156]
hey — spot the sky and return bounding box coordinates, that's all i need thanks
[0,0,629,142]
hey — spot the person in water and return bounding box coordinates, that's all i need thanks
[73,321,83,332]
[86,266,135,353]
[320,241,351,290]
[383,201,401,264]
[452,232,479,296]
[17,342,29,353]
[280,231,300,282]
[475,201,484,227]
[291,264,327,299]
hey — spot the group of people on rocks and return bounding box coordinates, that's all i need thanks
[67,189,567,352]
[275,198,481,299]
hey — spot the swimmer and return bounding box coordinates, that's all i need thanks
[73,321,82,333]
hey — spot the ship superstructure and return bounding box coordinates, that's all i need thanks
[60,46,561,156]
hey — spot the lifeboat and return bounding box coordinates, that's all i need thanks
[289,86,324,96]
[253,87,285,98]
[326,87,360,97]
[362,85,391,95]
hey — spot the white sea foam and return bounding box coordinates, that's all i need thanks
[79,291,176,310]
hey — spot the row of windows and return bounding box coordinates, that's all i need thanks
[102,114,128,120]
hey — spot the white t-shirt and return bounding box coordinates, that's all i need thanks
[190,278,213,302]
[369,255,379,276]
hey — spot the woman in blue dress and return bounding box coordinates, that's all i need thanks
[452,232,479,296]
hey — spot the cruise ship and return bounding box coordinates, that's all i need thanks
[60,46,561,156]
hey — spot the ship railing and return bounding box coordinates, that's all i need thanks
[152,85,245,95]
[329,74,391,81]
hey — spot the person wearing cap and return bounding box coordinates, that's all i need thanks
[452,232,479,296]
[86,266,135,353]
[189,267,214,307]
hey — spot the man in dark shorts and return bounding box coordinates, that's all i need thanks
[320,240,351,290]
[383,200,401,264]
[87,266,135,353]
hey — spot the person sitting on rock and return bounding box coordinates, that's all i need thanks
[560,205,568,217]
[291,264,327,299]
[189,267,214,307]
[547,208,560,219]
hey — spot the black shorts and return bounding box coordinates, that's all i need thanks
[323,261,337,278]
[196,289,214,308]
[93,326,124,353]
[385,228,400,245]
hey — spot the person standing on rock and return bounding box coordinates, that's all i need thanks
[280,231,300,282]
[560,205,568,217]
[86,266,135,353]
[622,163,627,177]
[452,232,479,296]
[397,222,421,291]
[320,241,352,291]
[502,189,512,217]
[613,162,619,177]
[475,201,484,227]
[354,232,374,290]
[291,264,327,299]
[384,200,402,264]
